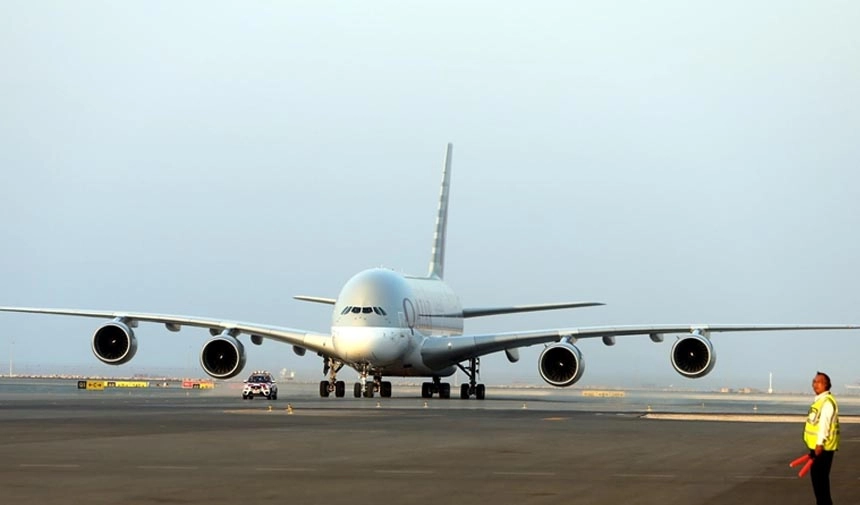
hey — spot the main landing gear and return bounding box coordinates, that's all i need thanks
[420,358,485,400]
[457,357,485,400]
[420,377,451,399]
[319,358,346,398]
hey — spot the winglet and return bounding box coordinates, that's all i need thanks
[428,143,453,279]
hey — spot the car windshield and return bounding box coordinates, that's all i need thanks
[251,375,268,383]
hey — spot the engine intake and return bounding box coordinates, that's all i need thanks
[200,334,246,379]
[671,334,716,378]
[538,342,585,387]
[92,322,138,365]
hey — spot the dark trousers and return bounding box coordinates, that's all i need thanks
[810,450,835,505]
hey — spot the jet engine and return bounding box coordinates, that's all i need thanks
[91,321,138,365]
[538,342,585,387]
[670,333,716,378]
[200,334,246,379]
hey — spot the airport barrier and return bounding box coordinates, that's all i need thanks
[581,390,626,398]
[77,380,105,391]
[106,381,150,388]
[182,379,215,390]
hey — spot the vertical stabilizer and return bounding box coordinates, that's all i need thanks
[428,143,453,279]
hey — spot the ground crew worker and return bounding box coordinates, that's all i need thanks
[804,371,839,505]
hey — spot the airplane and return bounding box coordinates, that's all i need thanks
[2,143,858,400]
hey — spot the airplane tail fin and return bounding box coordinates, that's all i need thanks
[428,143,453,279]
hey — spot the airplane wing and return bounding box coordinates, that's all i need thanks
[293,296,337,305]
[420,323,860,368]
[461,301,604,318]
[0,306,334,356]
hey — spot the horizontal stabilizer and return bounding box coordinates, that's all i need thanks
[462,301,604,318]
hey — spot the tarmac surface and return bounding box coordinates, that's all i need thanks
[1,381,858,505]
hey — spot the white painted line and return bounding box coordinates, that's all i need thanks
[254,467,315,472]
[493,471,556,476]
[613,473,675,479]
[375,469,435,475]
[137,465,199,471]
[19,464,80,468]
[733,474,797,481]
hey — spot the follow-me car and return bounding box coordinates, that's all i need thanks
[242,371,278,400]
[1,144,858,399]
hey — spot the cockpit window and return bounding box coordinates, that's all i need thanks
[343,306,388,316]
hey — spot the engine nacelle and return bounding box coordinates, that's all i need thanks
[92,321,138,365]
[670,334,716,378]
[200,334,246,379]
[538,342,585,387]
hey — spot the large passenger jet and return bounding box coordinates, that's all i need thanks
[1,144,857,399]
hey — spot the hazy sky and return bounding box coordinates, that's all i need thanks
[2,2,859,392]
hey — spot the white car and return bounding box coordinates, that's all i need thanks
[242,371,278,400]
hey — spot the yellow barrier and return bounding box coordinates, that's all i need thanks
[581,390,626,398]
[77,380,105,391]
[182,380,215,390]
[106,381,150,388]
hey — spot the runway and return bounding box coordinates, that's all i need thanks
[0,381,858,504]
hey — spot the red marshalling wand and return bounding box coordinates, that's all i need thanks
[789,454,814,477]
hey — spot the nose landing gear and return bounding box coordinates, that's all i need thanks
[352,367,392,398]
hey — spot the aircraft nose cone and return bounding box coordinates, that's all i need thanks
[334,328,407,365]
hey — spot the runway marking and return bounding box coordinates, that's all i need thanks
[613,473,674,479]
[375,469,436,475]
[732,475,795,480]
[493,471,556,476]
[137,465,199,471]
[255,467,315,472]
[19,464,80,469]
[542,417,568,421]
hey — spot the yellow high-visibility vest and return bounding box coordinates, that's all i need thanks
[804,392,840,451]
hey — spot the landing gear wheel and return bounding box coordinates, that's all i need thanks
[475,384,486,400]
[363,386,374,398]
[421,382,432,398]
[380,381,392,398]
[335,381,345,398]
[354,383,362,398]
[460,384,470,399]
[319,381,330,398]
[439,383,451,399]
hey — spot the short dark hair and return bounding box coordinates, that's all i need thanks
[816,371,832,390]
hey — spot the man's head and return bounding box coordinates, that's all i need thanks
[813,372,832,394]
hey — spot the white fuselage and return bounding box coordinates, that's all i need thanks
[330,268,463,376]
